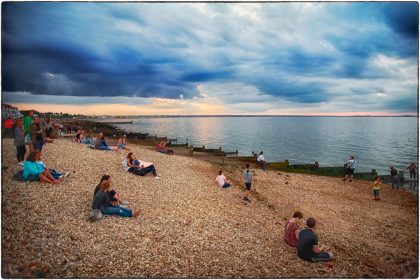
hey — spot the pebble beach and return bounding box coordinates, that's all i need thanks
[1,138,418,278]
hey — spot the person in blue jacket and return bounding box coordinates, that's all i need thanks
[23,151,59,184]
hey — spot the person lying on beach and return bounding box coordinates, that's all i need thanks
[215,170,231,188]
[92,175,140,218]
[257,151,266,170]
[117,135,130,151]
[35,151,69,180]
[23,151,60,184]
[93,175,128,206]
[123,152,161,179]
[155,140,174,155]
[297,218,333,262]
[284,211,303,247]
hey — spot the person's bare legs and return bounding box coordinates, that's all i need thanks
[133,209,141,217]
[39,173,58,184]
[43,170,58,182]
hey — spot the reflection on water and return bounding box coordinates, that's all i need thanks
[106,117,418,176]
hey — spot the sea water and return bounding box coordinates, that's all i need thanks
[104,116,418,175]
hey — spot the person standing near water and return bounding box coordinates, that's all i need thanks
[243,163,253,203]
[390,166,400,189]
[406,163,417,180]
[343,156,356,182]
[257,151,266,170]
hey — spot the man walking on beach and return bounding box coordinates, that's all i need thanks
[297,218,333,262]
[343,156,356,182]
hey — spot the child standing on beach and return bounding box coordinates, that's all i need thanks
[243,163,253,203]
[372,176,382,201]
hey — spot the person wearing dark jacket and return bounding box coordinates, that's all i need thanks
[14,118,26,165]
[92,175,140,218]
[29,116,46,151]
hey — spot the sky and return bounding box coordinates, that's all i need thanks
[1,2,419,116]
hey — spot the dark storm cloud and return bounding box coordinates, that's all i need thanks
[1,2,418,112]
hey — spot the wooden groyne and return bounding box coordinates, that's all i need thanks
[56,119,417,184]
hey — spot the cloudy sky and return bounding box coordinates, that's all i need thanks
[2,2,418,115]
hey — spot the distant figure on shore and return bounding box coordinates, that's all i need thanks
[389,166,400,189]
[14,118,26,166]
[406,163,417,180]
[92,174,140,218]
[35,151,69,180]
[297,218,333,262]
[118,135,130,151]
[155,140,173,155]
[29,116,46,151]
[23,111,33,152]
[257,151,266,170]
[343,156,356,182]
[243,163,253,203]
[372,176,382,201]
[23,151,59,184]
[123,152,161,179]
[284,211,303,247]
[215,170,231,189]
[73,128,83,143]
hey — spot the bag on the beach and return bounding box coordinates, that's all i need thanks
[88,209,103,222]
[13,170,25,182]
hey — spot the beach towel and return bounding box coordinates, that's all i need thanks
[13,170,25,181]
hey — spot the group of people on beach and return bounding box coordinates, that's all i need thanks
[11,111,69,183]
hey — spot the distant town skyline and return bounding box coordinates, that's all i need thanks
[2,2,419,116]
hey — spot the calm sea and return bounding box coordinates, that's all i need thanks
[102,117,418,175]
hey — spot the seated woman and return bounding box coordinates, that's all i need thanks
[95,132,118,151]
[73,128,83,143]
[92,174,140,218]
[284,211,303,247]
[23,151,60,184]
[93,175,127,205]
[117,135,130,151]
[155,140,174,155]
[123,152,161,179]
[35,151,69,180]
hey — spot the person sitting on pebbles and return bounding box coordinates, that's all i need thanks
[155,140,174,155]
[297,218,333,263]
[35,150,69,180]
[123,152,161,180]
[214,170,231,189]
[92,174,140,218]
[95,132,119,152]
[284,211,304,248]
[117,135,130,151]
[94,175,128,207]
[23,151,60,184]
